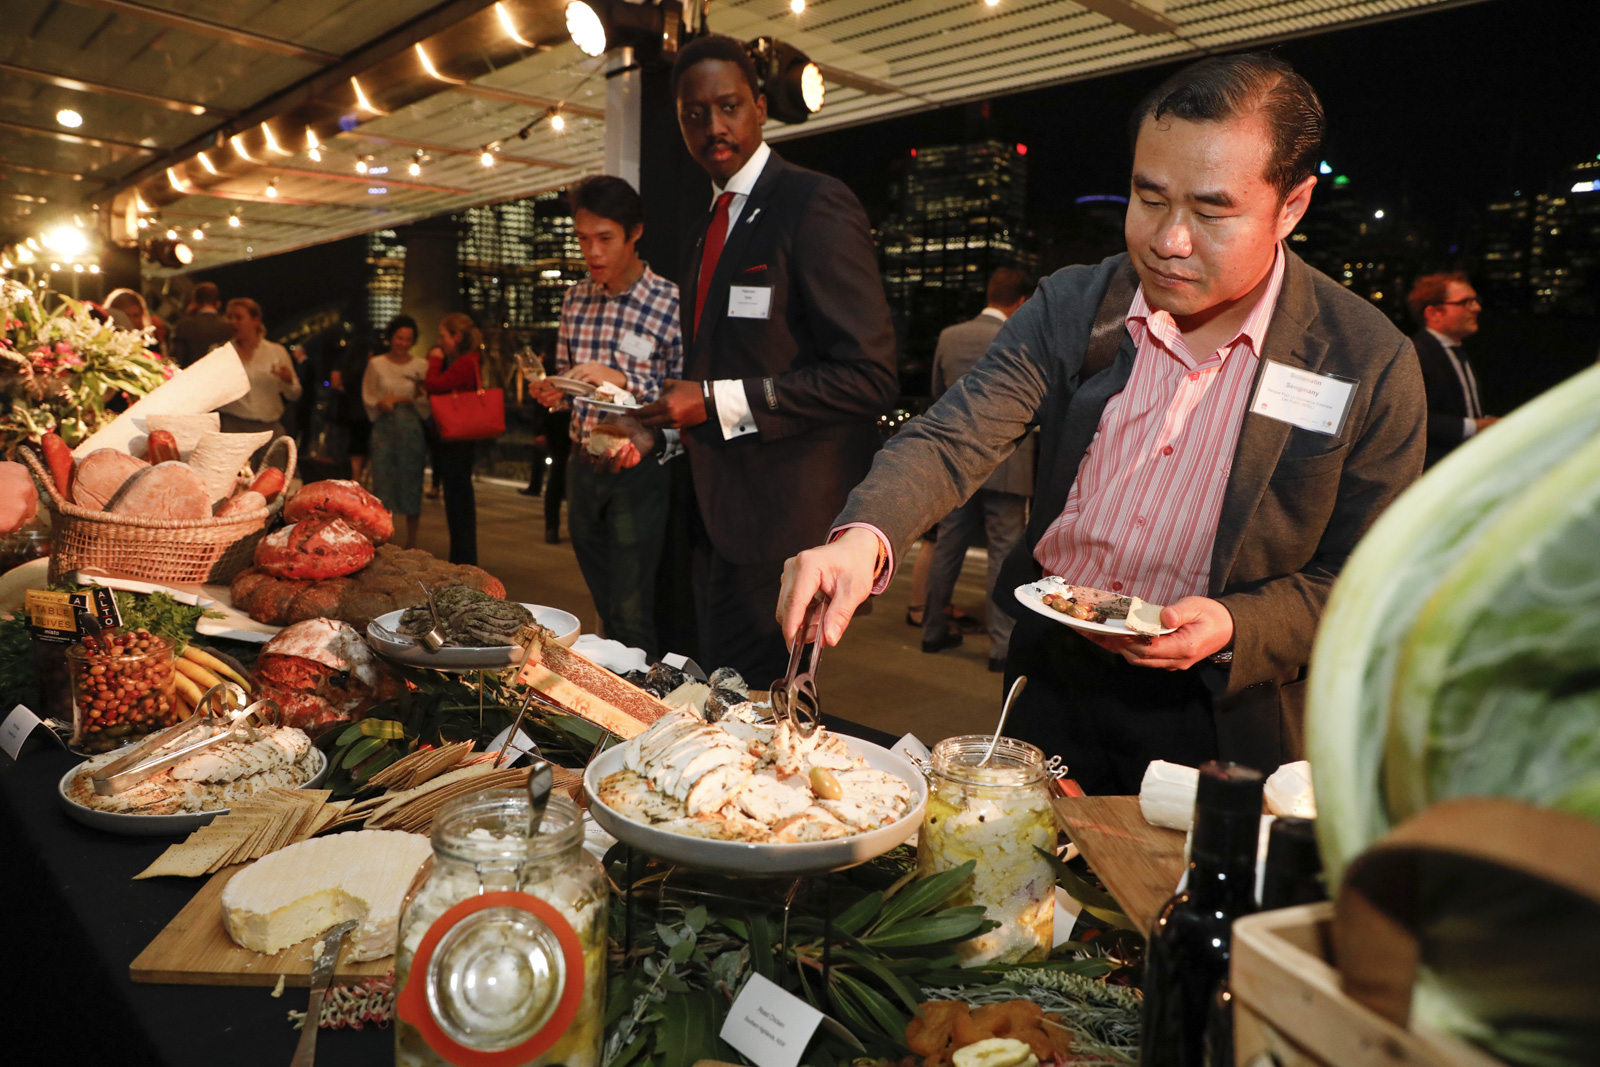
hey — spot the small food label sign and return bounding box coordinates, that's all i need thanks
[1,705,65,760]
[720,973,824,1067]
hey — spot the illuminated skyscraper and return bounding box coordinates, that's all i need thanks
[364,229,406,329]
[879,139,1032,379]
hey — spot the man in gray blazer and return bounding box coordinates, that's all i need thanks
[780,53,1426,793]
[922,268,1037,671]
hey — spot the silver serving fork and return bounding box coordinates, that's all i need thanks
[770,595,828,737]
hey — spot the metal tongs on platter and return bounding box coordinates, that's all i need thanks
[90,682,282,796]
[770,594,829,738]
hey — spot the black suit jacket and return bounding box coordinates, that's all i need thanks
[836,251,1426,771]
[681,150,898,564]
[1411,328,1476,468]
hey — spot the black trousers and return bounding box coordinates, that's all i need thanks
[543,410,571,533]
[1003,611,1219,795]
[690,509,790,687]
[434,440,477,565]
[654,457,699,663]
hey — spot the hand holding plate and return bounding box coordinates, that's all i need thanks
[1083,595,1234,671]
[636,379,707,430]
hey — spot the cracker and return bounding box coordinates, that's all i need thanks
[135,831,248,879]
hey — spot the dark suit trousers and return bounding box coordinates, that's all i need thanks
[689,506,791,687]
[434,440,477,565]
[1004,613,1219,795]
[566,455,669,660]
[923,489,1027,659]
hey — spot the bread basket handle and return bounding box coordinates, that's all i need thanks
[1333,796,1600,1027]
[17,444,67,509]
[253,434,298,488]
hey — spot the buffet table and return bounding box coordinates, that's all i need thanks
[1,713,902,1065]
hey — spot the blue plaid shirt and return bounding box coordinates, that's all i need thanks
[556,264,683,445]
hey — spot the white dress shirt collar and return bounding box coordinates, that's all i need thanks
[712,140,771,203]
[1427,327,1465,351]
[980,306,1008,323]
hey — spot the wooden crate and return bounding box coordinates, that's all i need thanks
[1231,903,1504,1067]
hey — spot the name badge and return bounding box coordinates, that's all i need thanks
[617,331,654,360]
[728,285,772,320]
[1248,360,1357,437]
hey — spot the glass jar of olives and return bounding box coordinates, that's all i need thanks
[66,630,179,754]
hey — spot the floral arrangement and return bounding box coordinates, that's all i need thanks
[0,278,170,457]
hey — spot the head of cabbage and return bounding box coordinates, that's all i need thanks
[1308,361,1600,1065]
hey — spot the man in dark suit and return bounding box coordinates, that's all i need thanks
[636,34,897,684]
[921,267,1037,672]
[778,53,1426,794]
[1406,272,1497,468]
[168,281,233,368]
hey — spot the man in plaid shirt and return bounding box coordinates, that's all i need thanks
[530,176,683,657]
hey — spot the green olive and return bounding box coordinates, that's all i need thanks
[810,766,843,800]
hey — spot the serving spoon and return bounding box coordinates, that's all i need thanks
[979,675,1028,767]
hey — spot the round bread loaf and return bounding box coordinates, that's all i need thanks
[241,577,312,625]
[254,518,375,580]
[284,480,394,544]
[71,450,149,510]
[106,461,211,520]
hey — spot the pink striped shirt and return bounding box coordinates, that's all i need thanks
[1033,247,1286,603]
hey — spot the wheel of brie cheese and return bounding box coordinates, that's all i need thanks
[220,829,432,961]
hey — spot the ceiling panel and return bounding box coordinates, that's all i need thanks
[0,0,1482,273]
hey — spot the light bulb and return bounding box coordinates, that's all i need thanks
[165,228,178,240]
[192,228,205,241]
[227,213,241,228]
[266,181,278,198]
[56,109,83,128]
[309,146,322,162]
[790,0,805,12]
[356,158,368,175]
[550,112,566,132]
[480,149,496,167]
[408,161,421,176]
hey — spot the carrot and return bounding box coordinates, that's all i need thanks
[248,466,285,503]
[41,432,73,497]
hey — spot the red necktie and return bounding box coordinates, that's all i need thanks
[694,192,735,335]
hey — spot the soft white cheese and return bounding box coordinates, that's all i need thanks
[220,829,431,961]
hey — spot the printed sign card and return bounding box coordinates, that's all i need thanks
[720,973,825,1067]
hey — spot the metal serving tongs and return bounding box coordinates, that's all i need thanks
[770,594,829,738]
[413,579,447,652]
[90,682,282,796]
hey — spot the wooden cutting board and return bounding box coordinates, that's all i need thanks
[1051,794,1186,936]
[130,865,395,986]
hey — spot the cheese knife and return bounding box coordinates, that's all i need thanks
[290,919,359,1067]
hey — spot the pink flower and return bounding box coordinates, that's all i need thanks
[54,342,75,356]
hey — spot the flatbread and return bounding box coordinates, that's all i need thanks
[1125,597,1168,636]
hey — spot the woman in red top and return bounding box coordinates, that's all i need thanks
[423,312,483,564]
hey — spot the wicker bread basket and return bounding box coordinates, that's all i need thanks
[23,435,296,586]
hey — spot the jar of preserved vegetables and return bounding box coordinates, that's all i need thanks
[917,735,1056,965]
[396,789,607,1067]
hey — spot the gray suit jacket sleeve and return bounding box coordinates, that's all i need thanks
[835,281,1077,558]
[1214,331,1424,693]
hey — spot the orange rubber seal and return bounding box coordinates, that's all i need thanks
[396,891,585,1067]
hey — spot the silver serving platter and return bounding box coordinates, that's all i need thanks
[56,746,328,836]
[584,736,927,876]
[365,603,579,669]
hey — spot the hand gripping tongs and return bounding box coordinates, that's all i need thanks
[90,682,283,796]
[770,595,829,738]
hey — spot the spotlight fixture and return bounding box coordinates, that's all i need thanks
[191,228,205,242]
[564,0,674,59]
[73,263,84,273]
[227,212,241,228]
[89,264,100,274]
[166,228,178,240]
[42,226,88,256]
[790,0,805,12]
[356,156,371,175]
[746,37,824,124]
[266,179,279,198]
[144,238,194,268]
[137,217,150,229]
[56,109,83,128]
[408,149,427,177]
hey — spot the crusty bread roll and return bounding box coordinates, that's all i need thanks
[106,461,211,520]
[71,450,149,511]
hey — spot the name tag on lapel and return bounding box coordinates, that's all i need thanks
[617,331,654,360]
[728,286,772,320]
[1249,360,1357,437]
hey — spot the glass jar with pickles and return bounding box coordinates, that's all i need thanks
[917,735,1057,965]
[396,789,607,1067]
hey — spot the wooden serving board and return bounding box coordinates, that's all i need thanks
[130,865,394,986]
[1051,794,1186,936]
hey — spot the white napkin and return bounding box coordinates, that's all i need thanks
[572,635,648,675]
[72,345,249,458]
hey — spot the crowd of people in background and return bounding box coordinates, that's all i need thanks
[57,41,1575,722]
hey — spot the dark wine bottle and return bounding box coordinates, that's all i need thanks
[1260,816,1326,911]
[1139,761,1264,1067]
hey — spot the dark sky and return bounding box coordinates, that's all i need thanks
[777,0,1600,239]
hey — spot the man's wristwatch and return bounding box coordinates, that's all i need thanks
[1208,650,1233,665]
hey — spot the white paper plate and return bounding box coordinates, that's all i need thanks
[56,746,329,836]
[584,737,927,876]
[365,603,580,669]
[579,398,642,414]
[546,376,596,397]
[1013,576,1177,637]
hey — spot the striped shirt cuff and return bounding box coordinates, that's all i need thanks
[830,523,894,595]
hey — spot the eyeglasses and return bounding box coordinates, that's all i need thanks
[1433,296,1482,308]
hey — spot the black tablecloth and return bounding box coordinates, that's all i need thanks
[1,714,896,1065]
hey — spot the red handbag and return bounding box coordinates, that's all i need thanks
[431,360,506,442]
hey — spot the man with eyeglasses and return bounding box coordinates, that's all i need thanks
[1407,273,1498,468]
